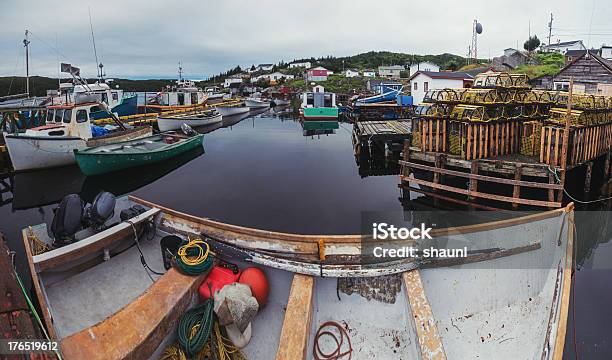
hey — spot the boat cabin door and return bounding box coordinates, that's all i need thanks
[313,93,325,108]
[67,106,93,139]
[178,93,185,105]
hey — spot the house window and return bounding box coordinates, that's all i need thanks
[424,82,429,92]
[414,82,418,90]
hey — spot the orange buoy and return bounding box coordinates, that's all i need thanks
[238,267,270,307]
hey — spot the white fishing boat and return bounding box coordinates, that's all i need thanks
[147,65,207,110]
[215,103,250,117]
[3,98,152,172]
[245,97,270,109]
[272,99,290,106]
[157,110,222,131]
[22,195,574,360]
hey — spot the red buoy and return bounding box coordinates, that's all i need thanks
[238,267,270,307]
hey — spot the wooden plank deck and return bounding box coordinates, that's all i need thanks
[355,120,411,142]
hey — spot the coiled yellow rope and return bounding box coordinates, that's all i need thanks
[178,238,210,265]
[176,238,213,276]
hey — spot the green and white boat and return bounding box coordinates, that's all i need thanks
[74,129,204,176]
[299,86,339,120]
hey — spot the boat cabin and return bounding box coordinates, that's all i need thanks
[156,79,206,106]
[301,91,337,109]
[37,102,103,139]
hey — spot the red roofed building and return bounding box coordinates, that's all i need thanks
[305,66,330,82]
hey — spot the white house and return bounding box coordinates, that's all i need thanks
[256,63,274,72]
[313,85,325,93]
[363,69,376,77]
[378,65,405,78]
[289,61,312,69]
[541,40,585,54]
[345,69,359,78]
[409,71,474,104]
[223,75,243,88]
[251,72,294,83]
[600,45,612,60]
[409,62,440,77]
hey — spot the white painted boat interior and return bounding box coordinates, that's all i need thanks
[23,197,572,359]
[420,212,570,359]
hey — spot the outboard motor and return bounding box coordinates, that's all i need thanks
[51,194,85,247]
[83,191,116,230]
[181,123,197,136]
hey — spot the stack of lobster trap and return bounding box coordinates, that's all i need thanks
[403,71,612,209]
[411,72,612,167]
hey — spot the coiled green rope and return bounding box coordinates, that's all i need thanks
[175,238,214,276]
[177,298,215,357]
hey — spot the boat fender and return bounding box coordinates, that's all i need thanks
[238,267,270,307]
[199,265,241,301]
[51,194,84,247]
[224,322,252,349]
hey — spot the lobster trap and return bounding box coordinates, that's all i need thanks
[473,72,530,89]
[519,121,542,157]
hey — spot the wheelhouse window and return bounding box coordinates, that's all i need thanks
[89,106,102,120]
[112,92,119,101]
[46,110,54,123]
[414,82,418,91]
[324,94,332,107]
[76,109,88,123]
[424,82,429,92]
[54,109,64,123]
[306,93,314,106]
[62,109,72,123]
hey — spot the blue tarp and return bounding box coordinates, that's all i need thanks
[91,125,110,137]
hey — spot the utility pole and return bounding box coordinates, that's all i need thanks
[548,13,554,47]
[23,30,30,97]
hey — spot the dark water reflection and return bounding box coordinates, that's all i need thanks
[0,108,610,358]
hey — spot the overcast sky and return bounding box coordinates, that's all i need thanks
[1,0,610,79]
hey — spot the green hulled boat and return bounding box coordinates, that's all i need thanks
[300,87,339,120]
[74,131,204,176]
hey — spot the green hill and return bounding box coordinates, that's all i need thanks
[0,76,175,97]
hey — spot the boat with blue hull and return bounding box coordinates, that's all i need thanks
[355,83,403,105]
[89,93,138,120]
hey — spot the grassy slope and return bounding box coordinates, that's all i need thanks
[287,74,376,93]
[512,52,565,78]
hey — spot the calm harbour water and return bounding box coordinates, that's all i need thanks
[0,108,610,358]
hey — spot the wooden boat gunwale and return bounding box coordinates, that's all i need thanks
[75,132,203,156]
[21,198,575,359]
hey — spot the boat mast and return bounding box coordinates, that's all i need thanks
[88,7,104,82]
[23,30,30,97]
[178,61,183,81]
